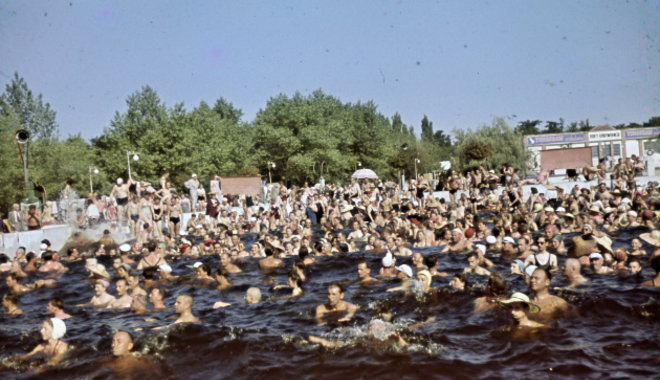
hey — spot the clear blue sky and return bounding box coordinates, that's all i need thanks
[1,0,659,141]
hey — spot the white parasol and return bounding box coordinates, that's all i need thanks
[351,168,379,179]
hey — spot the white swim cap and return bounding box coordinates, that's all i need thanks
[50,318,67,340]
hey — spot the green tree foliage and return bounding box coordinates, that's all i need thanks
[544,120,562,134]
[453,118,531,172]
[253,90,396,183]
[91,86,253,191]
[515,120,541,135]
[0,72,58,140]
[421,115,433,142]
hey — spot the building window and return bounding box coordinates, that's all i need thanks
[602,144,611,158]
[613,143,621,156]
[644,140,660,155]
[591,145,599,158]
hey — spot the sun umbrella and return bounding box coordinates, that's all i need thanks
[351,168,378,179]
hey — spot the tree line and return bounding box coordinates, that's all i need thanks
[1,72,658,214]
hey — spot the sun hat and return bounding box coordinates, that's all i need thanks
[269,240,285,252]
[50,318,67,340]
[498,292,540,314]
[395,264,413,278]
[89,263,110,279]
[119,243,131,253]
[640,230,660,247]
[532,204,543,213]
[485,236,497,245]
[544,206,554,213]
[556,207,566,213]
[187,261,203,269]
[595,235,613,253]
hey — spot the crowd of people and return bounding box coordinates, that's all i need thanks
[1,159,659,373]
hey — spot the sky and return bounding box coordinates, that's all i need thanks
[1,0,659,141]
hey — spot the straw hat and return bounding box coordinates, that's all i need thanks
[269,240,285,252]
[498,292,541,314]
[595,235,613,253]
[640,230,660,247]
[89,263,110,279]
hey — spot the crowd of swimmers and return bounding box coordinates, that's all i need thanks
[1,161,660,373]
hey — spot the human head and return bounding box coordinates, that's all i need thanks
[112,330,134,357]
[42,318,66,341]
[530,267,551,293]
[47,297,65,314]
[628,258,642,274]
[245,287,261,304]
[563,258,581,278]
[174,294,193,314]
[326,283,345,307]
[589,252,604,272]
[357,261,371,279]
[467,252,479,268]
[450,273,467,290]
[486,272,507,298]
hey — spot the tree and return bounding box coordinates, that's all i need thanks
[421,115,433,142]
[515,120,541,135]
[544,121,562,134]
[0,72,58,140]
[432,130,452,147]
[453,117,532,172]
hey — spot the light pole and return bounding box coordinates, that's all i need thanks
[88,166,99,194]
[267,161,276,184]
[355,161,362,170]
[319,161,326,190]
[127,151,139,179]
[414,158,420,180]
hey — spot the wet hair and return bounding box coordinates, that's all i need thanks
[339,242,350,253]
[216,266,229,277]
[467,251,478,260]
[536,267,552,282]
[26,252,36,261]
[426,255,438,268]
[0,254,8,264]
[42,252,54,261]
[146,241,157,252]
[486,273,507,297]
[313,241,324,253]
[49,297,65,310]
[453,273,468,287]
[152,286,167,298]
[298,246,310,258]
[328,282,344,293]
[288,271,303,288]
[264,247,274,257]
[651,255,660,273]
[199,263,211,276]
[142,267,158,280]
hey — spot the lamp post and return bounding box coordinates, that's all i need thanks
[126,151,139,179]
[355,161,362,170]
[88,166,99,194]
[267,161,276,184]
[414,158,420,180]
[319,161,326,190]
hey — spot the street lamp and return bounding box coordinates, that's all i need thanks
[355,161,362,170]
[267,161,276,184]
[127,151,139,179]
[414,159,421,180]
[88,166,99,194]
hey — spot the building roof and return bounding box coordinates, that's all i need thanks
[590,125,615,132]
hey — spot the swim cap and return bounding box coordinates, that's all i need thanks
[417,269,432,288]
[525,265,538,277]
[382,252,394,268]
[50,318,66,340]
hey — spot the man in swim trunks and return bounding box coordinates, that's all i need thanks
[529,268,570,322]
[111,178,130,225]
[315,283,357,325]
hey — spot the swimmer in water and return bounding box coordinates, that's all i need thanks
[107,330,163,377]
[2,292,23,315]
[83,280,117,308]
[315,283,357,325]
[529,268,571,322]
[497,292,545,337]
[308,318,408,349]
[18,318,69,367]
[47,297,71,320]
[640,255,660,288]
[357,261,380,285]
[561,258,588,289]
[173,294,199,324]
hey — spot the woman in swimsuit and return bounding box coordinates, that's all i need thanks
[167,196,182,239]
[19,318,68,367]
[127,195,140,236]
[151,197,164,238]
